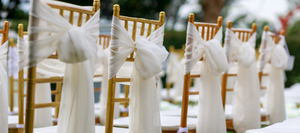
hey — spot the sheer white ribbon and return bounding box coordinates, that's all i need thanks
[109,16,168,133]
[0,40,8,133]
[166,52,184,99]
[17,36,29,72]
[258,31,288,124]
[29,0,100,132]
[183,22,227,133]
[225,28,260,133]
[8,46,18,78]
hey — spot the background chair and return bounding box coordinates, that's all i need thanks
[105,4,166,133]
[179,14,224,133]
[221,21,261,132]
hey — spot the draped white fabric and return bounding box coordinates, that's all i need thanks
[224,28,260,133]
[98,47,120,125]
[166,52,184,99]
[29,0,100,132]
[0,40,8,133]
[17,36,29,72]
[184,22,227,133]
[8,46,18,78]
[109,16,168,133]
[258,31,288,124]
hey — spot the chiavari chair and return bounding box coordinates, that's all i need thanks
[23,0,100,133]
[178,14,223,133]
[220,21,260,131]
[105,4,166,133]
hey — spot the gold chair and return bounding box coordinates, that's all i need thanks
[24,0,100,133]
[105,4,165,133]
[0,21,9,45]
[179,14,222,133]
[220,21,257,131]
[257,26,285,124]
[258,26,285,89]
[165,45,185,102]
[9,38,18,115]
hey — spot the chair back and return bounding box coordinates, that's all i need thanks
[105,4,165,133]
[24,0,100,132]
[221,21,257,108]
[179,13,222,129]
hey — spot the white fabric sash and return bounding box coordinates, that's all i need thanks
[166,52,184,99]
[258,31,288,124]
[29,0,100,132]
[184,22,227,133]
[225,28,260,133]
[8,46,18,78]
[109,16,168,133]
[0,40,8,133]
[17,36,29,72]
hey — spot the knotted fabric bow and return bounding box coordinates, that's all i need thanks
[28,0,100,132]
[258,31,288,124]
[109,16,168,133]
[0,40,8,133]
[183,22,227,133]
[225,28,260,133]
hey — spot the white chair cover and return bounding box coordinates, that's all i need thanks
[8,46,18,78]
[98,46,120,125]
[166,52,184,99]
[224,28,260,133]
[258,31,288,124]
[29,0,100,132]
[183,22,227,133]
[0,40,8,133]
[109,16,168,133]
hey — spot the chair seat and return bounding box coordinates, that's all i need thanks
[246,117,300,133]
[225,104,268,120]
[8,115,20,125]
[160,106,198,118]
[113,116,197,131]
[33,126,129,133]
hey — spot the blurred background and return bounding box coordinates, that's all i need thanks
[1,0,300,88]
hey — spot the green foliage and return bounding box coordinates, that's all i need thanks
[163,30,186,51]
[285,20,300,87]
[112,0,171,19]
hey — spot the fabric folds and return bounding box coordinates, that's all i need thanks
[0,40,8,133]
[166,52,184,100]
[29,0,100,132]
[183,22,227,133]
[224,28,260,133]
[8,46,18,78]
[109,16,168,133]
[258,31,288,124]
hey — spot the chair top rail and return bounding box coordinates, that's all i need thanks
[119,15,164,26]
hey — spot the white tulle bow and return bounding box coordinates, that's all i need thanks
[109,16,168,79]
[28,0,99,66]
